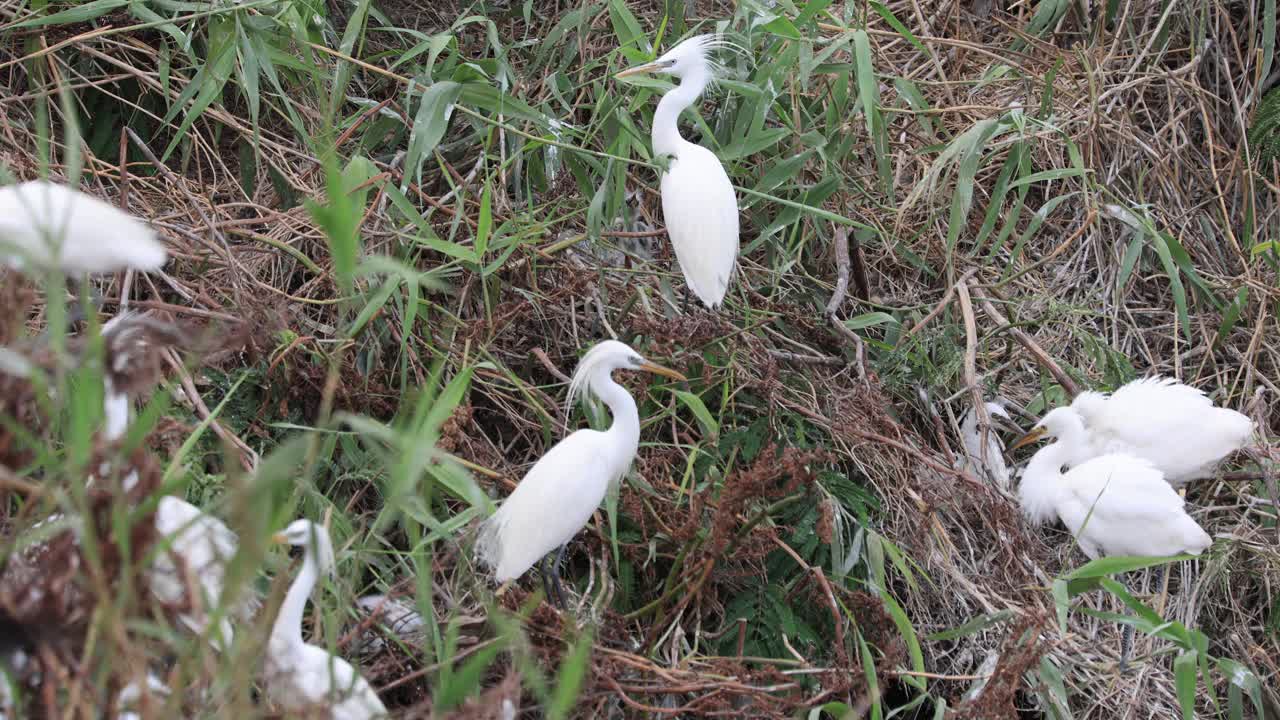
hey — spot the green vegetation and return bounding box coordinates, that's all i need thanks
[1,0,1277,717]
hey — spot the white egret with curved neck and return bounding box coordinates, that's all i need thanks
[1012,407,1211,559]
[476,340,686,606]
[1012,406,1213,671]
[1060,377,1254,487]
[616,35,741,310]
[266,520,386,719]
[0,181,166,275]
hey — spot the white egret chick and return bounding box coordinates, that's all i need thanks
[0,181,166,274]
[267,520,387,719]
[959,402,1013,491]
[1012,407,1212,559]
[1067,377,1254,486]
[476,340,686,606]
[617,35,740,309]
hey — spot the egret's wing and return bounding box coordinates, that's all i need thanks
[149,497,260,644]
[276,646,385,718]
[477,429,617,582]
[1094,378,1253,482]
[660,145,739,308]
[1059,454,1211,557]
[0,181,165,274]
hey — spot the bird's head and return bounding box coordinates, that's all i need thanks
[274,519,336,576]
[566,340,687,415]
[615,34,740,81]
[1010,406,1085,450]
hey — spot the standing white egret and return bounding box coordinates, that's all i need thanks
[1065,377,1254,486]
[617,35,740,309]
[1012,407,1212,559]
[476,340,686,606]
[266,520,386,720]
[0,181,166,274]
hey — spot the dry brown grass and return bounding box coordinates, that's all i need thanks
[0,0,1278,717]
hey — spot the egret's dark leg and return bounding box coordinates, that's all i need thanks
[539,556,558,608]
[1117,573,1144,673]
[1153,563,1170,615]
[549,544,569,609]
[681,285,691,314]
[1119,622,1135,673]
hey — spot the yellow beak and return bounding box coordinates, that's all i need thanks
[271,532,288,544]
[1009,426,1048,451]
[639,361,687,382]
[615,62,664,79]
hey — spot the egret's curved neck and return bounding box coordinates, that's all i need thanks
[590,368,640,456]
[1020,441,1072,525]
[653,69,710,158]
[103,378,129,442]
[271,546,319,651]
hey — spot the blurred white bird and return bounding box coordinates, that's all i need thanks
[266,520,386,719]
[617,35,740,309]
[352,594,425,655]
[1066,377,1254,486]
[0,181,166,275]
[1012,407,1212,559]
[958,401,1013,491]
[97,313,259,651]
[476,340,685,606]
[115,673,170,720]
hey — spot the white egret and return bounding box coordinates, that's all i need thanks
[476,340,686,606]
[1012,407,1212,559]
[97,313,259,651]
[0,181,166,274]
[115,673,170,720]
[617,35,740,309]
[958,401,1013,491]
[1066,377,1254,486]
[1012,407,1213,670]
[353,595,425,655]
[266,519,387,719]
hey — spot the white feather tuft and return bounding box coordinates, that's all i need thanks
[565,339,637,419]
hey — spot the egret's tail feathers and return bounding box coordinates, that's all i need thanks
[475,512,508,580]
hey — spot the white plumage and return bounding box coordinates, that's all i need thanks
[476,340,685,588]
[958,401,1012,491]
[147,496,258,649]
[617,35,741,309]
[661,145,739,307]
[1067,377,1254,486]
[1015,407,1212,560]
[266,520,386,720]
[97,314,259,650]
[0,181,166,274]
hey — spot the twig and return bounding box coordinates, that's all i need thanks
[849,230,870,302]
[956,280,994,477]
[0,464,43,497]
[825,228,851,316]
[970,286,1080,398]
[903,268,976,339]
[767,350,845,366]
[530,347,572,384]
[825,226,868,382]
[162,349,258,472]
